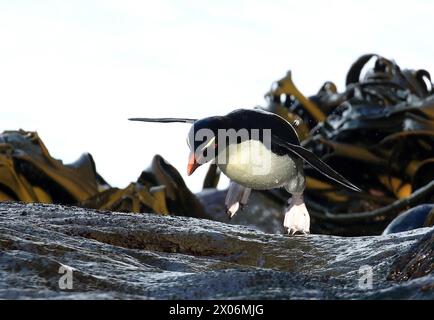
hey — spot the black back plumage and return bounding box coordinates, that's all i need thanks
[200,109,360,192]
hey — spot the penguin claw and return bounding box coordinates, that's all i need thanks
[287,228,310,236]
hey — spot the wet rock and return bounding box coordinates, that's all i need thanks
[0,202,433,299]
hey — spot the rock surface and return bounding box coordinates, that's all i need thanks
[0,202,433,299]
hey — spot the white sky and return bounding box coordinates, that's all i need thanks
[1,0,433,192]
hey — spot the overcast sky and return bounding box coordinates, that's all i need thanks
[1,0,433,192]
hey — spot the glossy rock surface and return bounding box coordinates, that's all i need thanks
[0,202,432,299]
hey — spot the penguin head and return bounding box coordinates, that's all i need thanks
[186,116,226,175]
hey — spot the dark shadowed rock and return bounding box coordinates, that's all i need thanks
[0,202,432,299]
[197,188,286,234]
[388,228,434,282]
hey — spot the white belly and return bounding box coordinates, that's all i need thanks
[217,140,299,190]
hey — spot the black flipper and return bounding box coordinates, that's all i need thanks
[129,117,197,124]
[273,135,361,192]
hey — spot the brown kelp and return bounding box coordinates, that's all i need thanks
[265,54,434,235]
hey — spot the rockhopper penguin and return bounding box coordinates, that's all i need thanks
[130,108,360,235]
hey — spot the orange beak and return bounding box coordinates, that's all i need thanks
[187,152,201,176]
